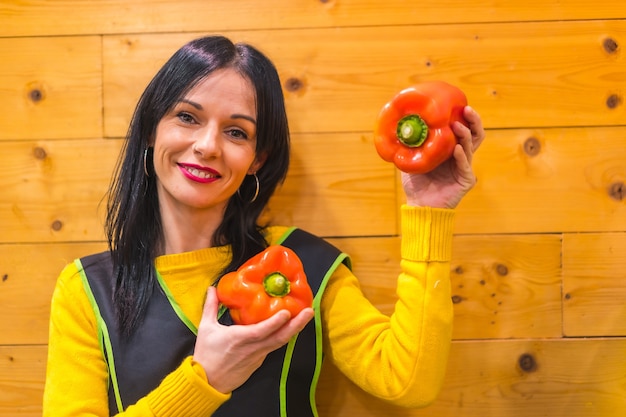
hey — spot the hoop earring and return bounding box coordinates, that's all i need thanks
[250,173,260,203]
[143,147,152,177]
[238,173,260,203]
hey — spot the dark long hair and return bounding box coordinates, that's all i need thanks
[105,36,291,335]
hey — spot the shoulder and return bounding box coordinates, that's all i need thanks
[53,251,111,301]
[264,226,332,248]
[265,226,352,271]
[75,251,112,271]
[50,254,106,325]
[262,225,294,244]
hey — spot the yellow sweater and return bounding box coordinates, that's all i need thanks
[43,206,455,416]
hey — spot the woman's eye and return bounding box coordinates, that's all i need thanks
[177,112,196,124]
[228,128,249,140]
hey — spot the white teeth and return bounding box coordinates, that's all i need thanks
[187,167,216,179]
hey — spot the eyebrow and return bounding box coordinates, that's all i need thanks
[179,99,257,125]
[180,99,203,110]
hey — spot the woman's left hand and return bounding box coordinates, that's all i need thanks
[193,286,314,394]
[402,106,485,209]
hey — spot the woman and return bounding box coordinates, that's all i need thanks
[43,35,485,416]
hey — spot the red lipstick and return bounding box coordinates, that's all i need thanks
[177,163,220,183]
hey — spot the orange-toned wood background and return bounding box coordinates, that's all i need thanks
[1,1,625,416]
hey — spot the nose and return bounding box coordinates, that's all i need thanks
[192,125,222,159]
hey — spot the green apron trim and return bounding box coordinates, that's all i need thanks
[280,332,299,417]
[276,226,299,417]
[310,252,350,417]
[276,226,297,245]
[155,270,198,335]
[76,258,125,413]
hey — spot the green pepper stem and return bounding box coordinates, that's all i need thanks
[396,114,428,147]
[263,273,291,297]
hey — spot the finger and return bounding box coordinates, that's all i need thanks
[245,309,292,341]
[452,143,474,182]
[263,307,315,348]
[463,106,485,151]
[281,307,315,335]
[452,121,474,164]
[246,307,314,350]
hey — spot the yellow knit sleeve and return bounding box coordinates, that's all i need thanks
[43,261,112,415]
[42,260,230,416]
[320,205,455,408]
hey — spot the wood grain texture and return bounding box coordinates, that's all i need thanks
[1,0,625,37]
[0,139,119,243]
[453,126,626,234]
[317,338,626,417]
[101,20,625,137]
[0,36,102,141]
[0,243,106,345]
[266,132,397,237]
[449,234,563,339]
[0,345,46,417]
[563,232,626,337]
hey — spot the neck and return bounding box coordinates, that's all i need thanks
[159,203,226,255]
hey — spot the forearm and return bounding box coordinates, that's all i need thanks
[321,206,454,408]
[125,357,230,416]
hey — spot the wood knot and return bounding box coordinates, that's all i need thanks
[606,94,622,109]
[523,137,541,156]
[454,266,464,274]
[518,353,538,373]
[2,274,7,282]
[603,37,619,54]
[564,293,571,300]
[25,82,46,103]
[51,220,63,231]
[451,295,463,304]
[33,146,48,160]
[496,263,509,276]
[29,88,44,102]
[284,77,304,93]
[608,182,624,201]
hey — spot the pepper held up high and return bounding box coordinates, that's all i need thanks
[374,81,468,174]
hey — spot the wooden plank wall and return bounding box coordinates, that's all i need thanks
[1,1,625,416]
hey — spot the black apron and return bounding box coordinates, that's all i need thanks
[77,228,350,416]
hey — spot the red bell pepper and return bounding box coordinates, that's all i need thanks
[216,245,313,325]
[374,81,468,174]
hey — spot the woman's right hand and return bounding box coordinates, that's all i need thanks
[402,106,484,209]
[193,286,314,394]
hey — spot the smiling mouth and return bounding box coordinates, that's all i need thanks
[185,166,218,179]
[178,164,220,181]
